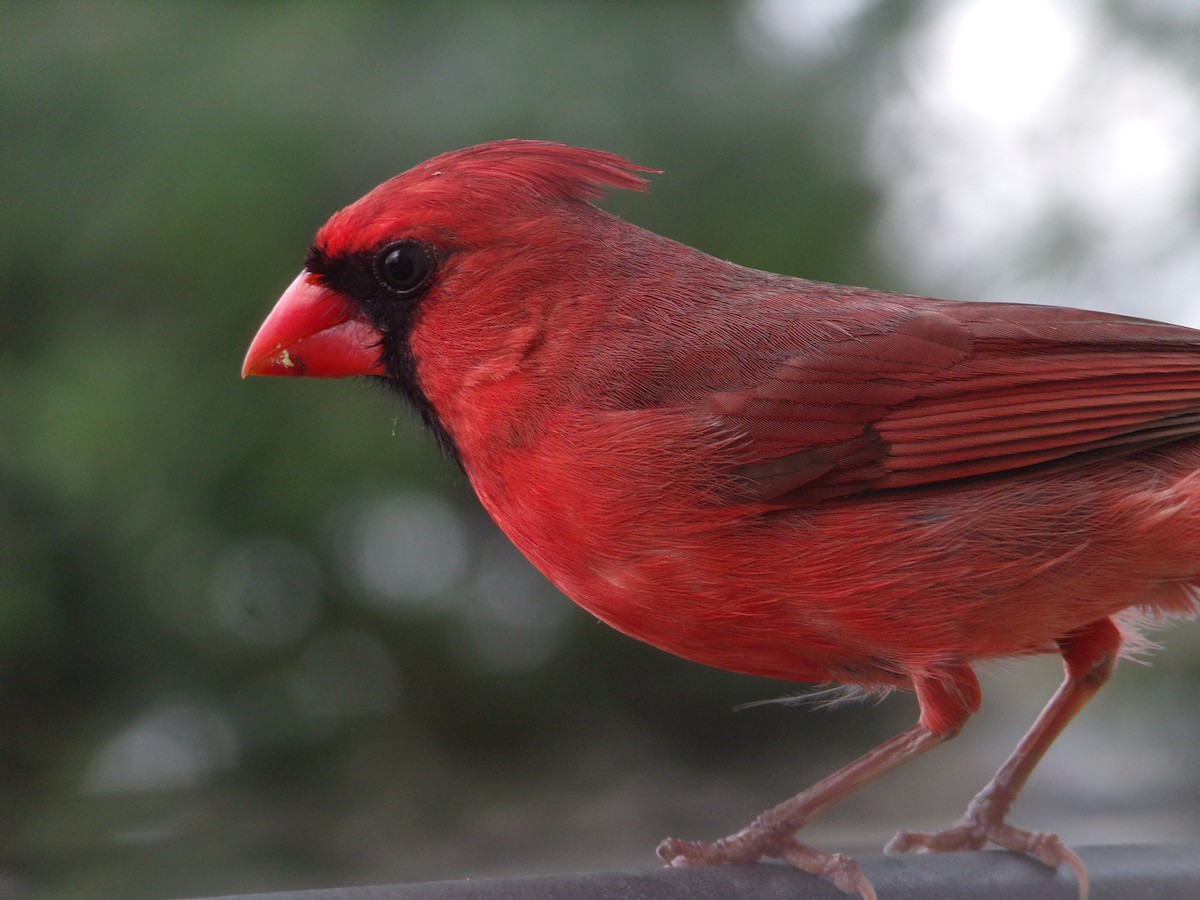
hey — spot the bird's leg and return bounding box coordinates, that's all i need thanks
[659,725,942,899]
[886,617,1120,900]
[658,664,980,900]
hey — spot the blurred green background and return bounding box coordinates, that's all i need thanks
[4,2,1200,898]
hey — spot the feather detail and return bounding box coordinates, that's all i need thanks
[317,140,656,259]
[718,304,1200,504]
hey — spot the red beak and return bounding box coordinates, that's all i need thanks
[242,271,387,378]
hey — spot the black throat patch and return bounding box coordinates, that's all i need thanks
[304,244,464,468]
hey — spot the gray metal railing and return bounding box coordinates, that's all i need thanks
[185,843,1199,899]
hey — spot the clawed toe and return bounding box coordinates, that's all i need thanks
[779,843,877,899]
[885,821,986,855]
[886,818,1088,899]
[658,832,877,899]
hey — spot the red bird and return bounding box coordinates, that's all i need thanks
[244,140,1199,899]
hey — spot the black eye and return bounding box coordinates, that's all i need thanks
[376,241,434,295]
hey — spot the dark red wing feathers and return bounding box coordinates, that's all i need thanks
[720,303,1200,504]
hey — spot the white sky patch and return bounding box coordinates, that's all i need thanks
[923,0,1085,128]
[865,0,1200,325]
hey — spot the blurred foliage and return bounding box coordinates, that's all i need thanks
[3,2,1199,898]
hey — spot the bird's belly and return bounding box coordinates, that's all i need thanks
[468,429,1200,686]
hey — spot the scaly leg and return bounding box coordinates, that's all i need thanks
[885,617,1121,900]
[658,663,981,899]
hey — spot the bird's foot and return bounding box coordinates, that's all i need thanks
[885,808,1088,900]
[658,831,877,899]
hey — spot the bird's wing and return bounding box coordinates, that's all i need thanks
[710,303,1200,504]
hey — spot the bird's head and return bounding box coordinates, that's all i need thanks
[242,140,655,386]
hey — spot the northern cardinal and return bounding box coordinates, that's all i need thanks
[244,140,1199,899]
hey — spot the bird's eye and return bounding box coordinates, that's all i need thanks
[376,241,434,295]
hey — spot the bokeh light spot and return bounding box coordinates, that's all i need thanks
[85,704,239,794]
[209,536,321,646]
[329,490,471,610]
